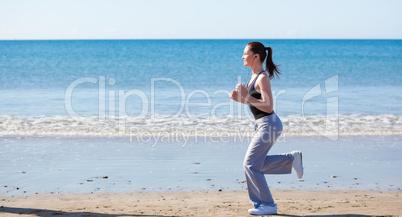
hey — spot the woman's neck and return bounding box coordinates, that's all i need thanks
[251,64,264,75]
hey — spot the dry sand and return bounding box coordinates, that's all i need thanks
[1,190,401,217]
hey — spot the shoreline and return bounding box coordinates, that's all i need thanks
[1,189,401,216]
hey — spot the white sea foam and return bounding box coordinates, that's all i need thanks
[0,114,401,137]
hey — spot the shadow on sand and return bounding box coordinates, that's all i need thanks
[0,206,175,217]
[0,207,395,217]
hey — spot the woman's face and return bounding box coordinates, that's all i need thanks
[242,46,255,67]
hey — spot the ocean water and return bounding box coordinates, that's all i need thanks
[0,39,401,137]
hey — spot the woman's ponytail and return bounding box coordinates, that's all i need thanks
[265,47,280,79]
[247,42,281,79]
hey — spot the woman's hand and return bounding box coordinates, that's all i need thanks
[230,83,248,104]
[235,83,248,99]
[229,90,242,103]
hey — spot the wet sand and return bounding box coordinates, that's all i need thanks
[1,136,401,196]
[1,136,401,216]
[1,189,401,216]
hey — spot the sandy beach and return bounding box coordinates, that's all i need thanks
[1,190,401,216]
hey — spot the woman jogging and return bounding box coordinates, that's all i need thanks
[229,41,303,215]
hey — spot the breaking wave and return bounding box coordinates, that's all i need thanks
[0,114,401,137]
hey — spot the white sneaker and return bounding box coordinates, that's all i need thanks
[291,150,303,179]
[248,204,277,215]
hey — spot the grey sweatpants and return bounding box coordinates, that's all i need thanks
[243,114,293,208]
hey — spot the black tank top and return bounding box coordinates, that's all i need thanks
[247,71,275,120]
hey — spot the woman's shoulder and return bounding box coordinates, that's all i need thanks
[258,71,271,80]
[256,71,271,88]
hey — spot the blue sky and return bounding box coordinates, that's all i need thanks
[1,0,401,40]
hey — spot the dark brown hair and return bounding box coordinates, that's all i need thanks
[247,42,281,79]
